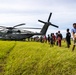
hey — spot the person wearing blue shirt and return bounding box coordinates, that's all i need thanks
[71,23,76,51]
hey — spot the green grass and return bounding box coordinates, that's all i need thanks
[0,41,16,75]
[0,41,76,75]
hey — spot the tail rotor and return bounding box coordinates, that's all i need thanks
[38,12,59,35]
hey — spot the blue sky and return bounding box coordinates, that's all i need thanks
[0,0,76,37]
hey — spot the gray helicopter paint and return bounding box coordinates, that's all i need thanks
[0,13,59,40]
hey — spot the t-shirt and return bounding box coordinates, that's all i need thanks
[71,28,76,40]
[57,33,62,40]
[71,28,76,34]
[66,32,71,41]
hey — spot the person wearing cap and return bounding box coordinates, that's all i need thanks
[71,23,76,51]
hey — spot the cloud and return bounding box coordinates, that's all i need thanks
[0,0,76,37]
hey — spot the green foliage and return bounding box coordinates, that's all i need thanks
[0,41,76,75]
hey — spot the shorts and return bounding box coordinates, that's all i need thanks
[74,39,76,45]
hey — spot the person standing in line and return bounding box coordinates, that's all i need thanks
[47,34,50,43]
[52,33,56,45]
[71,23,76,51]
[56,33,58,46]
[40,35,43,43]
[44,35,47,43]
[66,28,71,48]
[50,33,54,47]
[57,31,63,47]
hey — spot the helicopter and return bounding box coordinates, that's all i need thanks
[0,13,59,40]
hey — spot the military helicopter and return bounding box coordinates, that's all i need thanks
[0,13,59,40]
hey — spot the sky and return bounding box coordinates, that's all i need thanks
[0,0,76,37]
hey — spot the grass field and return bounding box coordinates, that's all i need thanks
[0,40,76,75]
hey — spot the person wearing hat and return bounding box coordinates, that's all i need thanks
[71,23,76,51]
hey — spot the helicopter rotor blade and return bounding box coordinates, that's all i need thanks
[48,13,52,22]
[13,23,25,28]
[38,20,46,24]
[18,27,41,29]
[0,28,5,31]
[50,23,59,28]
[0,26,7,29]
